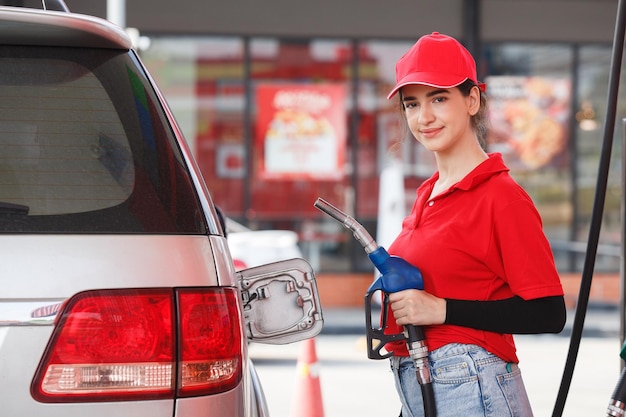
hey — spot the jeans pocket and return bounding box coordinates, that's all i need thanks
[432,357,477,384]
[431,358,482,416]
[496,365,534,417]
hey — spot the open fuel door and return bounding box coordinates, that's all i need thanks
[237,258,323,344]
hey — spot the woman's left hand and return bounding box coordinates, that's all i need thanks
[388,289,447,326]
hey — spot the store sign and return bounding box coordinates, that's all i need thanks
[216,142,245,178]
[256,84,346,180]
[486,76,570,170]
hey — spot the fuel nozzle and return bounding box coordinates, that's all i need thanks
[314,198,437,417]
[606,342,626,416]
[314,197,436,416]
[313,198,429,363]
[365,248,431,388]
[314,198,378,253]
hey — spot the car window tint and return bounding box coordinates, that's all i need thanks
[0,46,206,234]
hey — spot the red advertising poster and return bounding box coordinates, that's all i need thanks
[486,76,570,170]
[256,84,346,180]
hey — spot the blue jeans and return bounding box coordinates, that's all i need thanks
[390,343,533,417]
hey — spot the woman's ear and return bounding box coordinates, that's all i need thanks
[468,86,481,116]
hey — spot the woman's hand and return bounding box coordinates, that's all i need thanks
[388,289,447,326]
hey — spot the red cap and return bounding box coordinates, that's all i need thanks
[387,32,486,100]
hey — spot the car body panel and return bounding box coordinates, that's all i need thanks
[0,235,220,416]
[0,235,219,298]
[0,5,132,48]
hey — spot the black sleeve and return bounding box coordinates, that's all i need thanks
[444,295,566,334]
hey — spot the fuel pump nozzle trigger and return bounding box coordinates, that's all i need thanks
[364,247,426,361]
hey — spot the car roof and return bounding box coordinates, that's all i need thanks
[0,6,132,49]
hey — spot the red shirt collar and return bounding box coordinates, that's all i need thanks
[421,152,509,194]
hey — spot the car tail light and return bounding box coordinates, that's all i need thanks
[31,287,243,403]
[177,288,243,397]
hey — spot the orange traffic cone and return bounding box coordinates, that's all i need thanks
[289,337,325,417]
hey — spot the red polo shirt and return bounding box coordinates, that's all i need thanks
[385,153,564,363]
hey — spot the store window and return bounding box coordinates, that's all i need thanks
[348,40,421,271]
[141,37,245,215]
[249,38,353,271]
[355,42,406,214]
[572,45,625,272]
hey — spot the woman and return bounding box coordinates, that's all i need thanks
[384,32,566,417]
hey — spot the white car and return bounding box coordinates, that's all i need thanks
[226,218,304,270]
[0,2,323,416]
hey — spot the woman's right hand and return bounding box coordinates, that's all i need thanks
[388,289,447,327]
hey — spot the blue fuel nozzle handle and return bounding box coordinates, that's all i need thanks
[364,246,426,361]
[366,246,424,294]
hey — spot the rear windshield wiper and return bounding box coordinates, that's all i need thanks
[0,202,30,215]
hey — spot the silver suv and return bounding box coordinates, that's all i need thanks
[0,2,323,416]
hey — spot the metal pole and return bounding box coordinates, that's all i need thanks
[569,47,581,272]
[243,37,252,221]
[349,39,360,271]
[107,0,126,28]
[621,119,626,350]
[462,0,481,77]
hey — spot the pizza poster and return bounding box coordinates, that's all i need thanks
[256,84,346,180]
[486,76,571,170]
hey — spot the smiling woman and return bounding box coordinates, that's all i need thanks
[382,32,566,417]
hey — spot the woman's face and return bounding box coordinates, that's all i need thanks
[401,83,479,155]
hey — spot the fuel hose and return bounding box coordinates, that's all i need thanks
[552,0,626,415]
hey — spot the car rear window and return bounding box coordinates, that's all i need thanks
[0,45,206,233]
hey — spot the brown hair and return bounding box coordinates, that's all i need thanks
[457,79,489,149]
